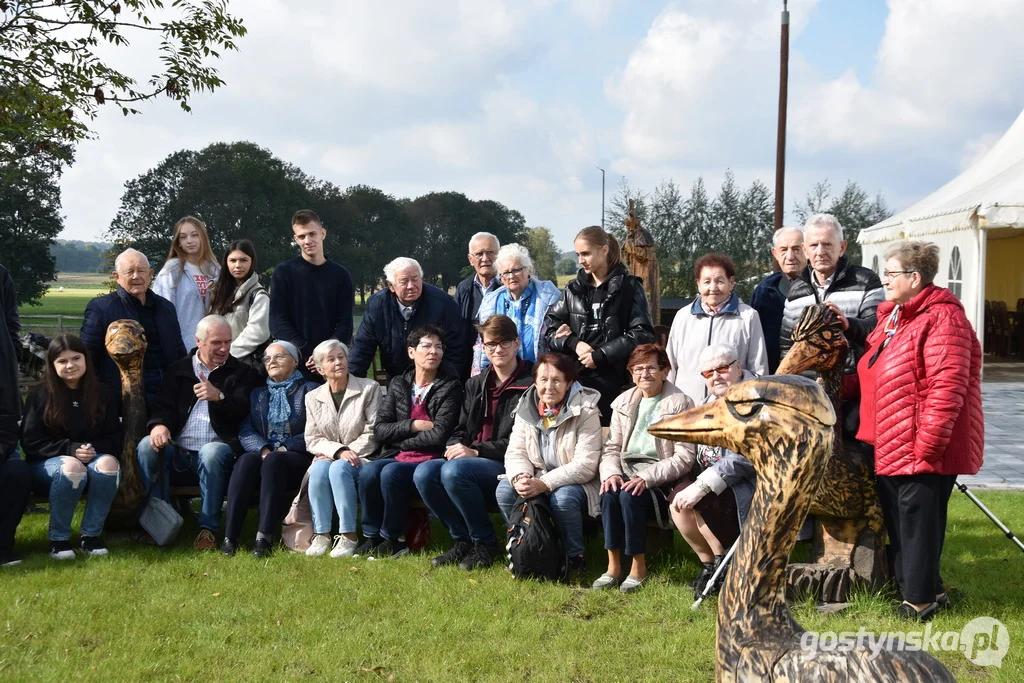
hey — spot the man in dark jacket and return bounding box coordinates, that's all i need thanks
[0,386,29,567]
[136,315,261,550]
[348,257,466,381]
[780,214,883,437]
[80,249,186,408]
[544,261,654,424]
[750,226,807,373]
[416,314,533,570]
[453,232,501,376]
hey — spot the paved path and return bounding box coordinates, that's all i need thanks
[957,379,1024,491]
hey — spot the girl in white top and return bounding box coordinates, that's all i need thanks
[208,239,270,366]
[153,216,220,350]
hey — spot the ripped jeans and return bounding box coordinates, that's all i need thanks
[30,456,120,541]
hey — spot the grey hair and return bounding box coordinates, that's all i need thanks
[114,248,151,272]
[772,226,804,247]
[698,343,739,372]
[383,257,423,285]
[468,232,500,251]
[494,243,533,274]
[312,338,349,370]
[195,314,231,343]
[803,213,844,241]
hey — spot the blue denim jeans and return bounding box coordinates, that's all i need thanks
[30,456,120,541]
[496,479,589,557]
[137,437,234,532]
[601,488,655,557]
[306,458,364,535]
[359,458,426,540]
[414,457,504,544]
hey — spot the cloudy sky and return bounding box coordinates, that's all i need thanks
[59,0,1024,250]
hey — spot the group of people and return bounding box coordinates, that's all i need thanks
[0,211,983,618]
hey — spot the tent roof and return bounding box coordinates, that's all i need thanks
[860,108,1024,244]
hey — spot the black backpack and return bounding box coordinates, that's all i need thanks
[505,495,565,581]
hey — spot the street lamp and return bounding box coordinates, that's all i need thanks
[598,167,606,229]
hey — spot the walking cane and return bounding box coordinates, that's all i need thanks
[956,479,1024,554]
[691,539,739,611]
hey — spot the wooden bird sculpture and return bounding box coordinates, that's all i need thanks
[105,319,148,515]
[649,375,953,682]
[777,304,887,600]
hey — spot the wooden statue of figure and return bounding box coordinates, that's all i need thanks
[622,199,661,326]
[649,376,953,682]
[105,319,148,517]
[777,304,887,602]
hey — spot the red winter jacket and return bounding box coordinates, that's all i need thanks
[856,284,983,476]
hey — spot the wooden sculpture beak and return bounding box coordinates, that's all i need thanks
[648,397,741,453]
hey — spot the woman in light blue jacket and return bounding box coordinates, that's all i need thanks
[472,243,561,375]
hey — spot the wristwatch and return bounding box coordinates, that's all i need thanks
[218,391,225,401]
[696,479,712,494]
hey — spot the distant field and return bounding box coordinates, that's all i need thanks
[557,274,573,287]
[20,286,107,317]
[50,272,111,288]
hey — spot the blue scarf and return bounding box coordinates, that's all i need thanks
[266,369,304,447]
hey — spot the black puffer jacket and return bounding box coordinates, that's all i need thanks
[446,360,533,462]
[543,262,654,420]
[373,368,464,460]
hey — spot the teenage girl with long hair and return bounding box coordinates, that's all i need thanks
[208,239,270,366]
[153,216,221,350]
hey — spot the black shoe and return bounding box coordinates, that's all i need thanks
[352,536,383,558]
[79,536,109,557]
[459,541,501,571]
[898,601,939,622]
[252,538,273,558]
[936,593,953,610]
[431,539,473,567]
[220,538,238,557]
[565,555,586,584]
[367,538,409,560]
[691,561,716,598]
[49,540,76,560]
[0,549,22,567]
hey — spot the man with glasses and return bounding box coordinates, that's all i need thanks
[780,214,882,439]
[454,233,501,376]
[80,248,187,408]
[349,257,466,381]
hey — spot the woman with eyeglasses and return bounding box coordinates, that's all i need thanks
[416,315,534,570]
[354,325,463,560]
[208,239,270,368]
[594,344,696,593]
[545,226,655,425]
[472,243,560,375]
[665,252,767,402]
[670,344,757,599]
[857,241,982,621]
[221,341,319,557]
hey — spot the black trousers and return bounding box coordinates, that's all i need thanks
[223,450,311,541]
[0,458,31,552]
[877,472,957,604]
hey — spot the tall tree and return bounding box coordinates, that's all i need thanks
[794,179,892,265]
[1,0,246,164]
[648,179,684,295]
[606,177,648,240]
[0,154,64,304]
[522,226,560,281]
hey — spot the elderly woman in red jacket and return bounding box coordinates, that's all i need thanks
[857,240,983,622]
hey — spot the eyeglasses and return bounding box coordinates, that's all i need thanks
[263,353,291,364]
[471,250,497,259]
[483,340,516,352]
[416,343,445,352]
[882,270,916,279]
[499,267,527,279]
[700,360,738,379]
[630,365,662,376]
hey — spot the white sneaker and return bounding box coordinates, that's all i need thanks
[329,535,358,558]
[305,533,332,557]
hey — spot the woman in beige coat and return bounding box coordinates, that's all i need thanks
[497,352,603,580]
[593,344,696,593]
[303,339,383,558]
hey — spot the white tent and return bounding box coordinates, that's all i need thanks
[858,107,1024,344]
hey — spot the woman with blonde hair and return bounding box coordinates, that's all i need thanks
[154,216,221,350]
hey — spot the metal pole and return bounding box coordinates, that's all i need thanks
[598,167,606,229]
[956,480,1024,553]
[774,1,790,232]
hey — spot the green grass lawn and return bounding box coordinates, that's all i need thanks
[2,492,1022,681]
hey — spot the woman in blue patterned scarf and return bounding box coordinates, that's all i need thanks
[473,243,561,375]
[222,340,319,557]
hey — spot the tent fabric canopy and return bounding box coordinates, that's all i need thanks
[859,108,1024,244]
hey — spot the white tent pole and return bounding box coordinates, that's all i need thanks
[976,217,987,353]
